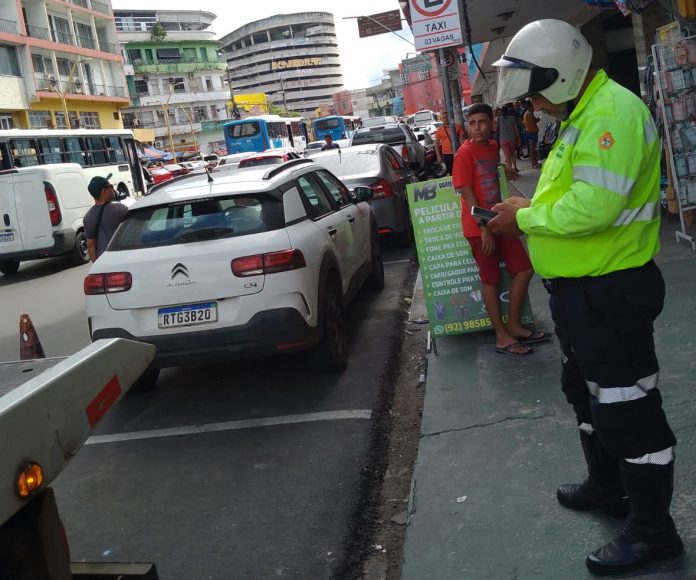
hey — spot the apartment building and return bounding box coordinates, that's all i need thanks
[115,9,229,155]
[0,0,127,129]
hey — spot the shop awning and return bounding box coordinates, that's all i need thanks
[138,144,173,161]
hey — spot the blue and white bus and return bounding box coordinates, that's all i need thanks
[223,116,309,156]
[312,115,361,142]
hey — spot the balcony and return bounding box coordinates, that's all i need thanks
[26,24,51,41]
[0,17,19,34]
[76,33,96,50]
[133,59,227,74]
[91,0,110,15]
[71,0,89,8]
[34,74,127,98]
[98,39,118,54]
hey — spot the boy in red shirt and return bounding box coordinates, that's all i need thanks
[452,103,545,355]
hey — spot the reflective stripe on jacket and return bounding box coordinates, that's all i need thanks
[516,70,661,279]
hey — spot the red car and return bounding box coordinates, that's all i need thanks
[146,167,173,185]
[238,149,302,168]
[162,163,190,178]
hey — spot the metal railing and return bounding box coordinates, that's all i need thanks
[71,0,89,7]
[75,33,96,50]
[26,24,51,40]
[98,39,118,54]
[91,0,110,15]
[0,17,18,34]
[52,30,75,45]
[85,84,126,98]
[34,74,57,91]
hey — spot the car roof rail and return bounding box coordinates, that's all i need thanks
[262,158,314,180]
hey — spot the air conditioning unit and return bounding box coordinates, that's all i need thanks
[133,59,143,65]
[154,140,163,148]
[72,77,83,92]
[48,74,57,87]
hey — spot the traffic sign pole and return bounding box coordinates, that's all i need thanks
[439,47,459,153]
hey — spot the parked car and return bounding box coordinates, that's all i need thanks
[180,160,207,172]
[351,123,427,176]
[312,144,415,247]
[203,153,219,168]
[304,140,351,158]
[238,148,302,168]
[84,159,384,386]
[362,116,400,128]
[162,163,190,178]
[145,166,173,186]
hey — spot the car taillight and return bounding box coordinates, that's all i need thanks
[231,249,306,277]
[401,145,410,163]
[371,178,395,200]
[84,272,132,295]
[44,183,61,226]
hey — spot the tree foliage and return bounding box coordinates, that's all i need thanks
[151,22,166,42]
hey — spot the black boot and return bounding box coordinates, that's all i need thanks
[585,461,684,575]
[557,431,629,518]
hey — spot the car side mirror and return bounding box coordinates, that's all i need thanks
[352,186,374,203]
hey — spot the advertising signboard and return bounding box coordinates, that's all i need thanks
[409,0,463,52]
[358,10,403,38]
[407,177,533,338]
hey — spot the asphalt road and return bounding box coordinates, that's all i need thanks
[0,245,414,579]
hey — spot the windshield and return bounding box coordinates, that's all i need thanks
[352,128,405,145]
[227,122,260,139]
[314,150,380,177]
[110,194,284,249]
[316,118,340,131]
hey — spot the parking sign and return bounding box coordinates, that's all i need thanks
[409,0,462,52]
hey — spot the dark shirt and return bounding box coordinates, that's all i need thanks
[84,201,128,258]
[321,142,340,151]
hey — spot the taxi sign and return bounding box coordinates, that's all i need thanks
[409,0,462,52]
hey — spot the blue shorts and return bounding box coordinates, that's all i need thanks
[526,132,538,146]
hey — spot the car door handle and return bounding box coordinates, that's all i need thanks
[3,214,9,227]
[327,227,337,236]
[347,216,355,224]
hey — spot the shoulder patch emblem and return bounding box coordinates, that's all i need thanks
[599,132,615,150]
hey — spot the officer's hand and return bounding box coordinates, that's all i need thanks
[498,197,530,210]
[480,227,496,255]
[488,203,523,237]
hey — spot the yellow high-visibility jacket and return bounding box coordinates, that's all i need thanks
[516,69,661,279]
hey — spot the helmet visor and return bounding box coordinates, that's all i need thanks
[493,56,560,103]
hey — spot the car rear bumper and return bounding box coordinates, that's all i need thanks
[91,307,320,368]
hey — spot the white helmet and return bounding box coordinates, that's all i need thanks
[493,19,592,105]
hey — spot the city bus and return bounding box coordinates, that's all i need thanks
[223,116,309,156]
[0,129,147,196]
[312,115,361,141]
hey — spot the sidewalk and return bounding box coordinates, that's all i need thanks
[402,160,696,579]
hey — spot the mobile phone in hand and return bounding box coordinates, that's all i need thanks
[471,206,497,226]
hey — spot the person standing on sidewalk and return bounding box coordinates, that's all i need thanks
[452,103,543,357]
[487,19,683,576]
[434,116,465,176]
[523,101,541,169]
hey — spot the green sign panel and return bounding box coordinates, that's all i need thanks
[407,177,534,338]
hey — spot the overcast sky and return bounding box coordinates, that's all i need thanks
[111,0,416,90]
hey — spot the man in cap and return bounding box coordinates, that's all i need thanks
[486,19,683,575]
[83,173,128,261]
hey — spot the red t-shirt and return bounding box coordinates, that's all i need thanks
[452,139,502,238]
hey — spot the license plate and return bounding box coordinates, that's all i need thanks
[158,302,217,329]
[0,233,14,243]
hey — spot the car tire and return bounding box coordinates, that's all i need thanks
[366,233,385,291]
[128,368,160,395]
[0,260,20,275]
[311,275,348,372]
[71,230,90,265]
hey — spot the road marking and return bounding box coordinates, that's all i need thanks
[86,409,373,445]
[384,259,411,265]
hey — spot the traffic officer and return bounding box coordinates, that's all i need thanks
[486,19,683,575]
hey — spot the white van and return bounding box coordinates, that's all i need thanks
[0,163,130,275]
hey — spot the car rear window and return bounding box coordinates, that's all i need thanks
[110,194,285,250]
[239,156,283,168]
[314,150,380,177]
[352,128,405,145]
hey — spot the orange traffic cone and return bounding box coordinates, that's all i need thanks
[19,314,45,360]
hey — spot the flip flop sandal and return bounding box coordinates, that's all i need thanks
[514,331,551,345]
[495,342,534,356]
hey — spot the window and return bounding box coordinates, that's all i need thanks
[0,115,14,130]
[134,79,148,94]
[205,76,213,91]
[0,45,21,76]
[32,54,53,75]
[74,22,95,50]
[56,58,71,76]
[400,73,408,85]
[418,70,431,81]
[83,136,107,164]
[80,112,101,129]
[105,136,126,163]
[200,47,207,61]
[64,137,86,165]
[183,48,196,62]
[316,118,340,131]
[111,194,282,249]
[54,112,68,129]
[316,170,352,208]
[28,110,52,128]
[144,49,154,64]
[267,122,287,140]
[127,49,141,63]
[228,122,260,138]
[37,138,63,164]
[252,31,267,45]
[9,139,39,167]
[156,48,181,61]
[50,16,72,44]
[296,175,333,219]
[194,106,208,121]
